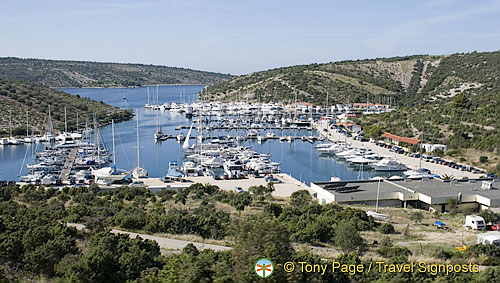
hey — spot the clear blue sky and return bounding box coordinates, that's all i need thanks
[1,0,499,75]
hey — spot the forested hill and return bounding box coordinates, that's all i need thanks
[0,57,232,88]
[0,78,132,137]
[206,51,500,173]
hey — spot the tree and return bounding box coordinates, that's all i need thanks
[480,156,489,164]
[409,211,424,223]
[334,221,366,253]
[249,185,273,201]
[446,198,458,214]
[378,223,396,234]
[232,215,293,282]
[364,125,383,139]
[290,190,313,207]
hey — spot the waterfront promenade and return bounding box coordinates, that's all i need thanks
[313,121,480,179]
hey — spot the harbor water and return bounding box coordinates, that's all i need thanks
[0,85,395,184]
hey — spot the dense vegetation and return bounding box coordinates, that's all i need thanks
[206,51,500,174]
[0,57,232,87]
[0,78,132,137]
[2,183,500,282]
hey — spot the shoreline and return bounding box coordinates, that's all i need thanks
[313,121,480,179]
[53,83,207,90]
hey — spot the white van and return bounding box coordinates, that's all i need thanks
[478,232,500,246]
[465,215,486,230]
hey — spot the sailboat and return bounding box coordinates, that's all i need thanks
[132,111,148,178]
[182,122,193,149]
[366,179,388,221]
[7,111,21,145]
[24,111,33,143]
[91,120,130,184]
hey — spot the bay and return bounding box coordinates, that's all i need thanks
[0,85,389,184]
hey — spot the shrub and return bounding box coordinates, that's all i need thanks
[378,223,396,234]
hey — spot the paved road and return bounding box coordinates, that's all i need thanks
[67,223,231,252]
[314,121,480,179]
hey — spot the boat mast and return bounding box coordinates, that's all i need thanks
[26,110,29,138]
[147,87,150,105]
[76,112,79,133]
[48,105,53,134]
[64,106,67,133]
[419,125,424,169]
[136,110,140,167]
[93,113,100,160]
[376,179,381,212]
[9,110,12,137]
[112,119,116,167]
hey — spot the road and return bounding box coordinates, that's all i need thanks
[67,223,231,252]
[314,121,479,179]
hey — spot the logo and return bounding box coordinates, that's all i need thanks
[255,258,274,278]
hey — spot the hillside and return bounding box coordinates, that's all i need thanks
[0,78,132,137]
[205,51,500,173]
[0,57,232,88]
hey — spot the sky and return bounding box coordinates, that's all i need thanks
[1,0,500,75]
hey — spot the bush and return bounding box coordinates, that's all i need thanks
[480,156,489,163]
[409,211,424,223]
[378,223,396,234]
[376,246,411,258]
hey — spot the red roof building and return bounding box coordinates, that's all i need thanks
[381,132,421,145]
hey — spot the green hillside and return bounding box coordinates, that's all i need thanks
[0,78,132,137]
[206,51,500,173]
[0,57,232,88]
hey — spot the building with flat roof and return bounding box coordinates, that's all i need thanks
[310,178,500,212]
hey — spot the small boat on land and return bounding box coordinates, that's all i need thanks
[373,158,408,172]
[164,161,184,181]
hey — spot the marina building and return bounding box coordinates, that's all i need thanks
[310,178,500,212]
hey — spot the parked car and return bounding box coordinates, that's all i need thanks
[488,224,500,231]
[434,221,447,229]
[266,177,282,184]
[233,187,243,193]
[129,180,145,187]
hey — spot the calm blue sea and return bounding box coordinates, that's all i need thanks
[0,85,390,184]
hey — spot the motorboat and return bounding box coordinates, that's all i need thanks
[223,159,244,179]
[91,166,131,183]
[164,161,184,180]
[403,168,434,179]
[373,158,408,171]
[265,132,276,139]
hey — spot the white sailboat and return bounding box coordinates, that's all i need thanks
[91,120,130,183]
[24,110,33,143]
[182,122,194,149]
[7,111,21,145]
[132,111,148,178]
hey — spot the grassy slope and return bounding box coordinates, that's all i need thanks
[0,78,132,137]
[0,57,232,87]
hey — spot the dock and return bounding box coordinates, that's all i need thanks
[60,148,78,182]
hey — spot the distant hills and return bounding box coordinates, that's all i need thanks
[0,57,232,88]
[206,51,500,173]
[0,78,132,137]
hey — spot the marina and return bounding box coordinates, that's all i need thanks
[0,85,487,187]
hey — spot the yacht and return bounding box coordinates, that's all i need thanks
[92,166,131,183]
[373,159,408,171]
[223,159,244,179]
[265,132,276,139]
[164,161,184,180]
[403,168,434,179]
[246,130,258,139]
[7,137,21,145]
